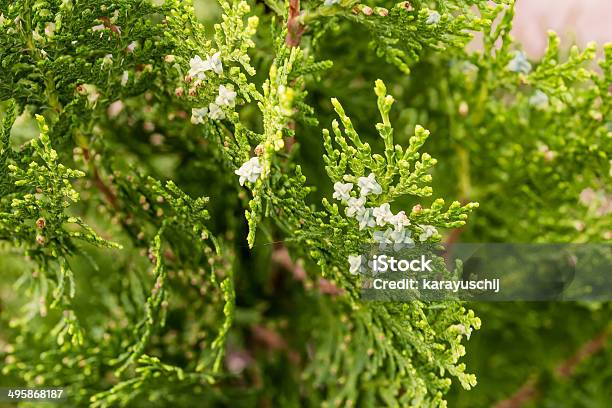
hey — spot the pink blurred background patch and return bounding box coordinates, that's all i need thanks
[512,0,611,56]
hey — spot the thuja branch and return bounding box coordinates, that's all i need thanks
[0,0,609,406]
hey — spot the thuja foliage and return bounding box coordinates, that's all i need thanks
[0,0,610,407]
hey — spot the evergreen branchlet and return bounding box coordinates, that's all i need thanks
[0,0,610,407]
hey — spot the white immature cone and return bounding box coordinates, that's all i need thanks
[191,107,208,124]
[529,90,549,109]
[208,103,225,120]
[216,85,237,107]
[346,196,366,218]
[426,11,441,25]
[357,173,382,196]
[333,182,353,202]
[348,254,362,275]
[507,51,532,74]
[235,157,263,186]
[204,51,223,75]
[120,70,129,87]
[356,208,376,230]
[372,203,394,226]
[188,55,209,81]
[390,211,410,231]
[188,51,223,83]
[194,84,237,122]
[419,225,438,242]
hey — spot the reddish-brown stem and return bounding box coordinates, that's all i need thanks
[272,245,306,281]
[272,244,344,296]
[82,148,119,211]
[555,330,608,378]
[285,0,304,47]
[494,380,538,408]
[494,328,610,408]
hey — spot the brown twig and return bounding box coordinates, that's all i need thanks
[493,379,538,408]
[251,325,287,350]
[317,278,345,296]
[82,148,119,211]
[444,225,465,247]
[285,0,304,47]
[555,330,609,378]
[271,245,306,281]
[494,327,610,408]
[271,244,344,296]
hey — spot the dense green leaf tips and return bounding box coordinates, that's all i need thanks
[2,113,120,315]
[0,0,610,407]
